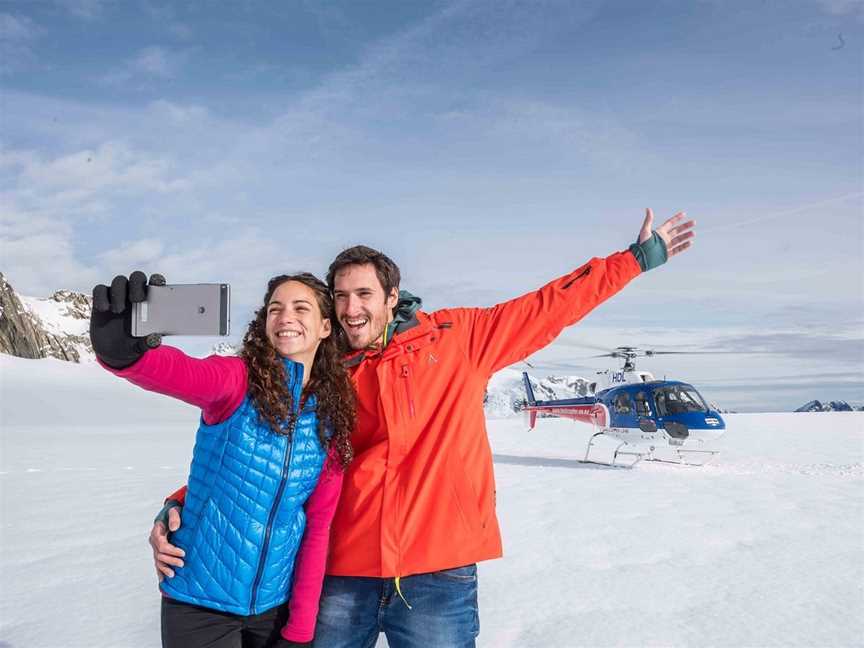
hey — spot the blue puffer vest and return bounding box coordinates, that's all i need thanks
[161,359,327,615]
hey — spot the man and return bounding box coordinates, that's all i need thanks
[151,209,694,647]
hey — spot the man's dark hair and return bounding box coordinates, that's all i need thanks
[327,245,401,295]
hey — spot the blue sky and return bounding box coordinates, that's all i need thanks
[2,0,862,411]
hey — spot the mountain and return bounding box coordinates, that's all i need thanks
[0,273,94,362]
[794,400,863,413]
[485,368,590,418]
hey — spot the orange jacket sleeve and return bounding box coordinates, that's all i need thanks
[166,484,187,505]
[449,249,641,376]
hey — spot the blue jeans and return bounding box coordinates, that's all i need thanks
[313,564,480,648]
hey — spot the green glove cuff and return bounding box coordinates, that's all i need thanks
[629,231,668,272]
[154,499,182,527]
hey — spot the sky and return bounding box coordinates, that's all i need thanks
[1,0,862,411]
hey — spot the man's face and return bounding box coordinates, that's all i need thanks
[333,263,398,350]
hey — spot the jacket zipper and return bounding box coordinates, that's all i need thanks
[249,365,302,614]
[562,265,591,289]
[401,364,415,418]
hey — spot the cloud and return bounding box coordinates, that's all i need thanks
[140,2,193,40]
[0,213,100,296]
[815,0,864,17]
[99,46,186,87]
[0,142,188,236]
[706,331,864,366]
[99,239,165,269]
[0,13,40,76]
[54,0,107,20]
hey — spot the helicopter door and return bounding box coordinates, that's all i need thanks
[634,391,657,432]
[611,392,638,431]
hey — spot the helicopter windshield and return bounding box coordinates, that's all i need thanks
[653,385,709,415]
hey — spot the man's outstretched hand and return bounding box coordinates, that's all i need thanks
[150,506,185,583]
[638,208,695,258]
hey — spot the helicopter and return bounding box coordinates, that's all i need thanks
[521,346,726,467]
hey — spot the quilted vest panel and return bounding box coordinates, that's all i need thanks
[161,359,327,615]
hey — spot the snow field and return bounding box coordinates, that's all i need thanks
[1,357,862,647]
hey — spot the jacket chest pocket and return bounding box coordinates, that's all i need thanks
[394,333,439,422]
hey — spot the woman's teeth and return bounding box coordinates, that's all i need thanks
[277,331,300,338]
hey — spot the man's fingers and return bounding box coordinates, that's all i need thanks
[154,539,185,557]
[638,208,654,244]
[167,506,181,532]
[109,275,128,314]
[92,284,110,312]
[149,273,167,287]
[157,552,185,568]
[642,208,653,230]
[156,562,176,579]
[666,218,695,237]
[668,240,692,257]
[658,212,686,233]
[669,230,695,249]
[128,271,148,303]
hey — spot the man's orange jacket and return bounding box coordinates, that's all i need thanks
[167,250,642,578]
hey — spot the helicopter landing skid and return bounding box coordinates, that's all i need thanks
[583,431,646,468]
[645,447,720,466]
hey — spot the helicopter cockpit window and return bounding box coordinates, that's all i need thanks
[613,393,632,414]
[653,385,709,415]
[634,392,651,416]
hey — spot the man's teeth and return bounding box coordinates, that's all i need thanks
[276,331,301,338]
[346,318,368,327]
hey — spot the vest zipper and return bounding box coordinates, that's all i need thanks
[249,435,295,614]
[249,363,303,614]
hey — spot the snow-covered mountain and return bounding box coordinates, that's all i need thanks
[484,368,590,418]
[795,399,864,412]
[0,273,94,362]
[211,342,239,356]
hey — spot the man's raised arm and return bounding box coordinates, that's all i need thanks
[451,209,695,375]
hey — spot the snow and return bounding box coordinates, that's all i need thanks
[17,295,90,338]
[1,355,862,648]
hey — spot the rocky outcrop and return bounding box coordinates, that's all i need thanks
[794,400,861,412]
[0,273,94,362]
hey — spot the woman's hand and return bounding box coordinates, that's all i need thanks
[90,271,164,368]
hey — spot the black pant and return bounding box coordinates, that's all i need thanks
[161,597,290,648]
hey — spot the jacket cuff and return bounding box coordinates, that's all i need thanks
[281,624,313,643]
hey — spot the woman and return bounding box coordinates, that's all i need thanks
[90,271,355,648]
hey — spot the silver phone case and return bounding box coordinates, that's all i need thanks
[131,284,230,336]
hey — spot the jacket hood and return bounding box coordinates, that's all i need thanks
[383,290,422,344]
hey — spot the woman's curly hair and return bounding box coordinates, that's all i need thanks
[240,273,355,469]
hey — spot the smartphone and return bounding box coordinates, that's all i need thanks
[131,284,230,337]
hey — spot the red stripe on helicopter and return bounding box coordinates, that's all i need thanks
[525,403,608,427]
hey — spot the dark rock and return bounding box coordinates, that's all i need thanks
[0,272,93,363]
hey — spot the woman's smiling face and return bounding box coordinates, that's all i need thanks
[265,280,332,365]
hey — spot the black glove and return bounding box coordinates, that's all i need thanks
[90,271,165,369]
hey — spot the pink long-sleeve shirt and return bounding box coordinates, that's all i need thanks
[107,345,343,642]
